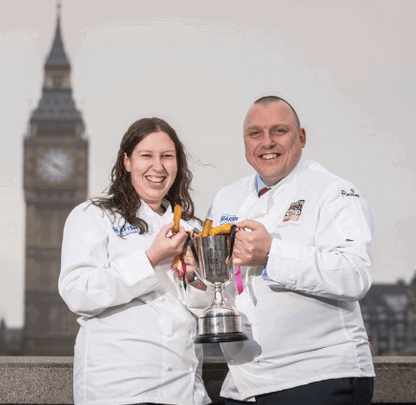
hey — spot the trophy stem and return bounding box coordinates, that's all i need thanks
[212,283,229,309]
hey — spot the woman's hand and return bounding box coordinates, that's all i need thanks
[146,222,187,267]
[183,245,207,291]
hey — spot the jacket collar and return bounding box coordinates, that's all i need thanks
[240,156,307,220]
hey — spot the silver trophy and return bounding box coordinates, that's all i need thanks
[191,229,248,343]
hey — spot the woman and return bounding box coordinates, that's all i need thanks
[59,117,210,405]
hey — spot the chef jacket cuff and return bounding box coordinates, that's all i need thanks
[113,249,159,290]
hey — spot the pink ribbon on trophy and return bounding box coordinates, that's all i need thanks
[235,266,243,295]
[173,256,186,279]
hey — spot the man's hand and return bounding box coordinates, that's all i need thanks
[232,219,272,267]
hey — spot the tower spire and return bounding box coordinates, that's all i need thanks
[45,0,70,70]
[32,2,82,121]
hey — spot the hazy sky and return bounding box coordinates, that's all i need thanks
[1,0,415,328]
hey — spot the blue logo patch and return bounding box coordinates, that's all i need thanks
[112,225,140,237]
[220,214,239,225]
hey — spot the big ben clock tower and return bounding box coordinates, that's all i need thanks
[23,4,88,355]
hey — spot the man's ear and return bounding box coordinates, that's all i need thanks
[300,128,306,148]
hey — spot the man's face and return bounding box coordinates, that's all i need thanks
[244,101,306,186]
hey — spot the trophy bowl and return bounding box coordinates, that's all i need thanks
[192,232,248,343]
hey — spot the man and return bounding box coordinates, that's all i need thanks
[207,96,375,404]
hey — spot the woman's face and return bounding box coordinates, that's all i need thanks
[124,131,178,212]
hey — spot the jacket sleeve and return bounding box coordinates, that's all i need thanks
[264,183,375,301]
[58,203,159,317]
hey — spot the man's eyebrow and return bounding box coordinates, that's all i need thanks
[245,125,262,131]
[271,123,289,129]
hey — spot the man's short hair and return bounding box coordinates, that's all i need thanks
[253,96,301,128]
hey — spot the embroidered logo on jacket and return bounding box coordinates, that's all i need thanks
[341,188,360,198]
[282,200,305,222]
[220,214,239,225]
[112,225,140,237]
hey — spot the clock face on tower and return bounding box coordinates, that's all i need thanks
[39,148,72,183]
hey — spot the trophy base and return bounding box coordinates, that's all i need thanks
[195,313,249,343]
[195,332,248,343]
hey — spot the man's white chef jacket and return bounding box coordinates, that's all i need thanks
[59,200,211,405]
[208,158,375,401]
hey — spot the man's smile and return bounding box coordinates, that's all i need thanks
[259,153,280,160]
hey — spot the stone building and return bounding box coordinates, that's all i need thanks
[360,274,416,355]
[21,4,88,355]
[0,319,23,356]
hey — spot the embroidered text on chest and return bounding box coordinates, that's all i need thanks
[112,225,140,237]
[220,214,239,224]
[283,200,305,222]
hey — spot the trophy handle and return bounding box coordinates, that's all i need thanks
[227,224,237,260]
[186,233,199,266]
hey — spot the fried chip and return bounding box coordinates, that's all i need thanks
[209,223,232,236]
[201,219,213,237]
[173,204,182,233]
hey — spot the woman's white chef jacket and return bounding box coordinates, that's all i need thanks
[59,200,211,405]
[208,158,375,402]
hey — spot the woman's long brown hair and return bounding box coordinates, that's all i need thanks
[92,117,198,234]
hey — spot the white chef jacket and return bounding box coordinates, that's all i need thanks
[59,200,211,405]
[208,158,375,401]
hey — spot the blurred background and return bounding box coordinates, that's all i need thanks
[0,0,415,356]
